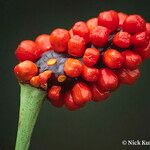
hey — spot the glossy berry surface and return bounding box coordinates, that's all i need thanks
[82,48,100,67]
[122,50,142,70]
[113,32,131,48]
[15,40,41,62]
[71,82,92,105]
[68,35,85,57]
[50,28,70,52]
[86,18,98,32]
[90,26,109,47]
[117,68,140,85]
[123,15,146,34]
[14,60,38,82]
[103,49,125,69]
[98,10,119,32]
[35,34,52,53]
[91,84,111,102]
[118,12,128,27]
[72,21,90,43]
[98,68,119,91]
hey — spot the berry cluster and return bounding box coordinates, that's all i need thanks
[14,10,150,111]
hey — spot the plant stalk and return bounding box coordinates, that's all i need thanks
[15,84,46,150]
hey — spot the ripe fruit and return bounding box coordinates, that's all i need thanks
[68,35,85,57]
[86,18,98,31]
[122,50,142,70]
[81,65,99,82]
[64,58,83,77]
[15,40,41,62]
[131,31,149,47]
[103,49,125,69]
[146,23,150,36]
[98,68,119,91]
[14,60,38,82]
[71,82,92,105]
[123,15,146,34]
[82,48,100,67]
[35,34,52,53]
[90,26,109,47]
[64,91,81,111]
[98,10,119,32]
[118,12,128,27]
[91,84,111,102]
[72,21,90,43]
[135,41,150,60]
[50,28,70,52]
[47,86,64,107]
[117,68,140,85]
[113,31,131,48]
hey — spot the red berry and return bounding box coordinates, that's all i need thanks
[64,91,81,111]
[90,84,111,102]
[71,82,92,105]
[90,26,109,47]
[123,15,146,34]
[103,49,125,69]
[118,12,128,27]
[64,58,83,78]
[68,35,85,57]
[50,28,70,53]
[15,40,41,62]
[146,23,150,36]
[72,21,90,43]
[14,60,38,82]
[98,68,119,91]
[82,48,100,67]
[98,10,119,32]
[86,18,98,32]
[117,68,140,85]
[122,50,142,70]
[113,31,131,48]
[69,29,74,37]
[35,34,52,53]
[135,41,150,60]
[81,65,99,82]
[131,31,149,47]
[47,86,64,107]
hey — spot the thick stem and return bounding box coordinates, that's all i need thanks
[15,84,46,150]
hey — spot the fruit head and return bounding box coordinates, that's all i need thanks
[98,10,119,32]
[15,40,41,62]
[14,60,38,82]
[123,15,146,34]
[90,26,109,47]
[98,68,119,91]
[14,10,150,110]
[50,28,70,52]
[103,49,125,69]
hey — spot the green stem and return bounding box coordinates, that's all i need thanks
[15,84,46,150]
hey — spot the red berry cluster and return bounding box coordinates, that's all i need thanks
[14,10,150,111]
